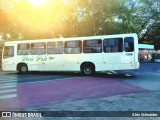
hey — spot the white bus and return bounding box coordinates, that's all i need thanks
[2,33,139,75]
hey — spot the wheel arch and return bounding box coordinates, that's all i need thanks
[80,61,95,71]
[17,62,28,71]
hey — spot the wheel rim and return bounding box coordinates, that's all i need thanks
[84,66,92,75]
[21,66,27,72]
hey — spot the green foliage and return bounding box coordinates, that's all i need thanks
[0,0,159,48]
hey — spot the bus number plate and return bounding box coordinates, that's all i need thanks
[126,53,133,56]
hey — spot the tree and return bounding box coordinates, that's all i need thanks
[0,0,159,50]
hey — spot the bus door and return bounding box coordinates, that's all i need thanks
[2,46,15,71]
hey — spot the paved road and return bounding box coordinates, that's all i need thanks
[0,63,160,113]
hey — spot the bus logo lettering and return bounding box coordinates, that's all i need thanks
[22,56,34,61]
[36,55,48,61]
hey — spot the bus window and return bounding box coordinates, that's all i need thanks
[47,41,63,54]
[17,43,30,55]
[103,38,123,52]
[124,37,134,52]
[64,41,81,54]
[3,46,14,59]
[83,40,102,53]
[31,42,46,55]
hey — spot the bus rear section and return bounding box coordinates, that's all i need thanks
[102,34,139,71]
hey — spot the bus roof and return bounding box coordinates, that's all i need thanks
[4,33,137,45]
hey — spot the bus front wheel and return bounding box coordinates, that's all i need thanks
[18,64,28,74]
[82,64,94,75]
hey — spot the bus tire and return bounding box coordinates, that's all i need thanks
[18,64,28,74]
[81,64,95,75]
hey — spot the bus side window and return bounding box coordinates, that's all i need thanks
[3,46,14,59]
[103,38,123,52]
[31,42,46,55]
[124,37,134,52]
[83,40,102,53]
[64,41,82,54]
[17,43,30,55]
[47,41,63,54]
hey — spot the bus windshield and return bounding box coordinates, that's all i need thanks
[3,46,14,59]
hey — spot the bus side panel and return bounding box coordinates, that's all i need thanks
[79,53,104,71]
[103,52,135,71]
[55,54,103,71]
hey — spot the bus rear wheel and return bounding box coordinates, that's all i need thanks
[18,64,28,74]
[82,64,94,75]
